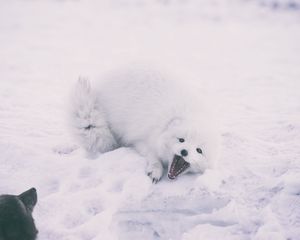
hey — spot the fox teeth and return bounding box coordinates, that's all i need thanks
[175,164,188,175]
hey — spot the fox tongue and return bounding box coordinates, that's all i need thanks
[168,155,190,180]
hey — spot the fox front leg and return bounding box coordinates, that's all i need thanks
[146,157,164,184]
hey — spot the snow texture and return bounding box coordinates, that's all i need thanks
[0,0,299,240]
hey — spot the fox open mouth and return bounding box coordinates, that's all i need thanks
[168,155,190,180]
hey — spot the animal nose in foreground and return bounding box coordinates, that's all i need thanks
[181,149,188,157]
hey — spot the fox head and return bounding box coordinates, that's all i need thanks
[157,118,219,180]
[0,188,38,240]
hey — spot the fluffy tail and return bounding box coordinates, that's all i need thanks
[71,78,118,154]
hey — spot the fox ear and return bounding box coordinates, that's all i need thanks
[19,188,37,212]
[164,118,182,132]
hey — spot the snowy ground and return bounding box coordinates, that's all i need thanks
[0,0,300,239]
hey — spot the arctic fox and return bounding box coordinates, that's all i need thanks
[71,67,218,183]
[0,188,38,240]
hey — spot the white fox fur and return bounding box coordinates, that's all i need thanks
[71,67,219,182]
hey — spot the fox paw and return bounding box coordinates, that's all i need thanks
[146,162,163,184]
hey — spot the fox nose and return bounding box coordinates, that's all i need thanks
[181,149,188,157]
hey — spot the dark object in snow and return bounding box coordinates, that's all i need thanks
[0,188,38,240]
[260,0,300,11]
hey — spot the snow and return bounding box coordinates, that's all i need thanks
[0,0,300,239]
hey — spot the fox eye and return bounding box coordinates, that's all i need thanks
[196,148,202,154]
[178,138,185,143]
